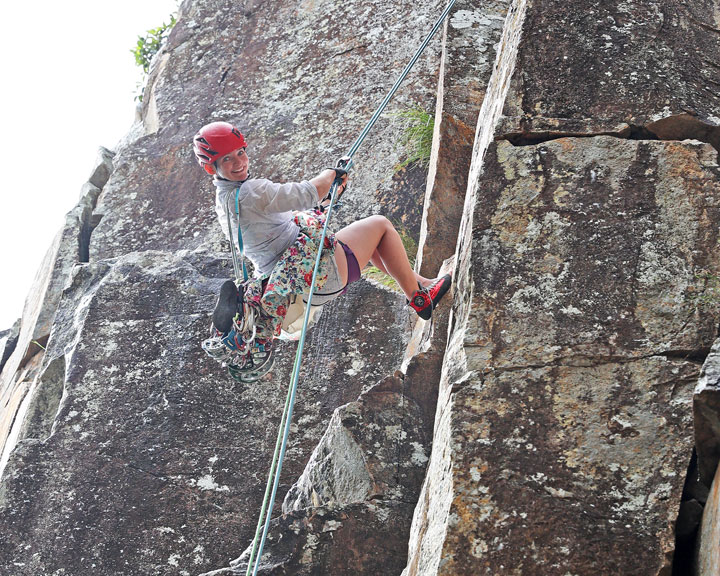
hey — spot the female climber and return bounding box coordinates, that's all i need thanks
[193,121,451,379]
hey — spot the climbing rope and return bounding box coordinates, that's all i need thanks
[245,2,457,574]
[227,190,249,282]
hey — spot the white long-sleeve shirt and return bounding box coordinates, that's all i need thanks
[213,177,320,276]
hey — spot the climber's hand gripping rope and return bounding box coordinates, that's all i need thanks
[320,156,351,211]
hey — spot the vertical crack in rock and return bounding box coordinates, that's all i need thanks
[79,214,103,264]
[672,450,708,576]
[694,339,720,486]
[403,1,529,573]
[78,147,114,264]
[417,0,516,277]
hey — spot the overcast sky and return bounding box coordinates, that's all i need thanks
[0,0,179,329]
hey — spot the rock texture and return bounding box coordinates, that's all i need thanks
[695,339,720,486]
[695,460,720,576]
[0,0,441,575]
[499,0,720,140]
[2,0,720,575]
[403,0,720,573]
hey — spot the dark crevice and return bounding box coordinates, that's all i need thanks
[19,334,49,370]
[503,128,624,146]
[624,124,661,141]
[501,113,720,152]
[672,449,708,576]
[659,348,711,365]
[79,214,103,264]
[332,46,358,58]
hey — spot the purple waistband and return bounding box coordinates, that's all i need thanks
[339,240,361,287]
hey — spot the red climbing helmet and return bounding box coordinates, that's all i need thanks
[193,121,247,175]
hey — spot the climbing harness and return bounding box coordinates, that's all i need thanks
[202,190,269,382]
[243,2,457,574]
[201,292,276,383]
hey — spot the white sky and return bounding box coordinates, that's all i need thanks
[0,0,179,329]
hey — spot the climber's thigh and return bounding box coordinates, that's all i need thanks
[335,215,389,270]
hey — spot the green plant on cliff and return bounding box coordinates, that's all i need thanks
[363,226,418,293]
[132,13,177,101]
[390,105,435,170]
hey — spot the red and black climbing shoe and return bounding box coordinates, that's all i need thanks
[212,280,243,334]
[408,274,452,320]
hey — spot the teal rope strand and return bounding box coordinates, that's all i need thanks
[249,181,341,576]
[236,188,249,282]
[225,192,243,281]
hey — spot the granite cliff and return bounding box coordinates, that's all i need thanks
[1,0,720,575]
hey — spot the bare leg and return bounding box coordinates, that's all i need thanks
[369,249,432,287]
[336,215,429,299]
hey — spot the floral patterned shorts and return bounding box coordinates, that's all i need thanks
[242,209,336,338]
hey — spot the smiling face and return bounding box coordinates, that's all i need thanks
[216,147,250,181]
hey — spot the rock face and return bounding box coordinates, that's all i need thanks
[2,0,720,575]
[499,0,720,139]
[0,0,441,575]
[0,147,113,478]
[404,0,720,574]
[406,135,720,576]
[695,460,720,576]
[695,339,720,486]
